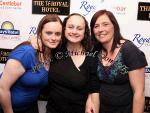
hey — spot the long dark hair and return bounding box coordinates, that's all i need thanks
[14,14,63,62]
[62,13,91,51]
[90,9,124,53]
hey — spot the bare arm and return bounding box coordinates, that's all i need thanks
[91,93,99,113]
[0,59,25,113]
[129,68,145,113]
[85,93,100,113]
[28,36,40,50]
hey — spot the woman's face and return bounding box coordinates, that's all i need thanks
[65,15,85,44]
[93,14,114,45]
[41,21,62,49]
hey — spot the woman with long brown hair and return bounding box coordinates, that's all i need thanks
[0,14,63,113]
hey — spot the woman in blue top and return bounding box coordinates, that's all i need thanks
[0,14,62,113]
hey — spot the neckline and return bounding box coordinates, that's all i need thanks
[69,55,86,72]
[100,40,127,69]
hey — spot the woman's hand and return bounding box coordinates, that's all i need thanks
[28,36,38,49]
[85,95,97,113]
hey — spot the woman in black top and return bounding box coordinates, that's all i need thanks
[90,9,147,113]
[46,13,100,113]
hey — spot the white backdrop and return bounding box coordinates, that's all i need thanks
[0,0,150,113]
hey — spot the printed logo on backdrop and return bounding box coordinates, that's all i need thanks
[137,2,150,21]
[145,68,150,79]
[0,48,12,64]
[145,97,150,112]
[32,0,70,15]
[79,0,104,16]
[29,26,37,38]
[113,5,126,15]
[146,68,150,73]
[0,21,21,41]
[0,0,22,9]
[80,0,96,16]
[132,34,150,48]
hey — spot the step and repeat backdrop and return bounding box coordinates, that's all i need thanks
[0,0,150,112]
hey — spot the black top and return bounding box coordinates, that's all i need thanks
[46,47,100,113]
[96,40,147,113]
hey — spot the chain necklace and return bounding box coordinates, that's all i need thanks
[41,58,51,65]
[41,58,51,71]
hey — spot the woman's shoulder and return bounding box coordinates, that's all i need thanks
[122,40,137,49]
[120,40,141,55]
[121,40,146,58]
[121,40,147,70]
[10,42,35,57]
[14,41,34,51]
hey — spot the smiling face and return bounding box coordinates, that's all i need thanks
[65,15,85,44]
[93,14,114,45]
[40,21,62,49]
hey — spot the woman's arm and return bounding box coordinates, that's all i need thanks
[28,36,39,50]
[129,67,145,113]
[91,93,100,113]
[85,93,100,113]
[0,59,25,113]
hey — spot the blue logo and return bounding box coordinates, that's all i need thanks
[133,34,150,48]
[0,21,20,35]
[145,68,150,73]
[79,0,104,16]
[80,0,96,16]
[29,27,37,35]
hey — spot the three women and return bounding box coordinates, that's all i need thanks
[0,9,148,113]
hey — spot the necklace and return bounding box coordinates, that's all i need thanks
[41,58,51,65]
[42,58,51,71]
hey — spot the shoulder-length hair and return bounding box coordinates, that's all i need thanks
[90,9,124,52]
